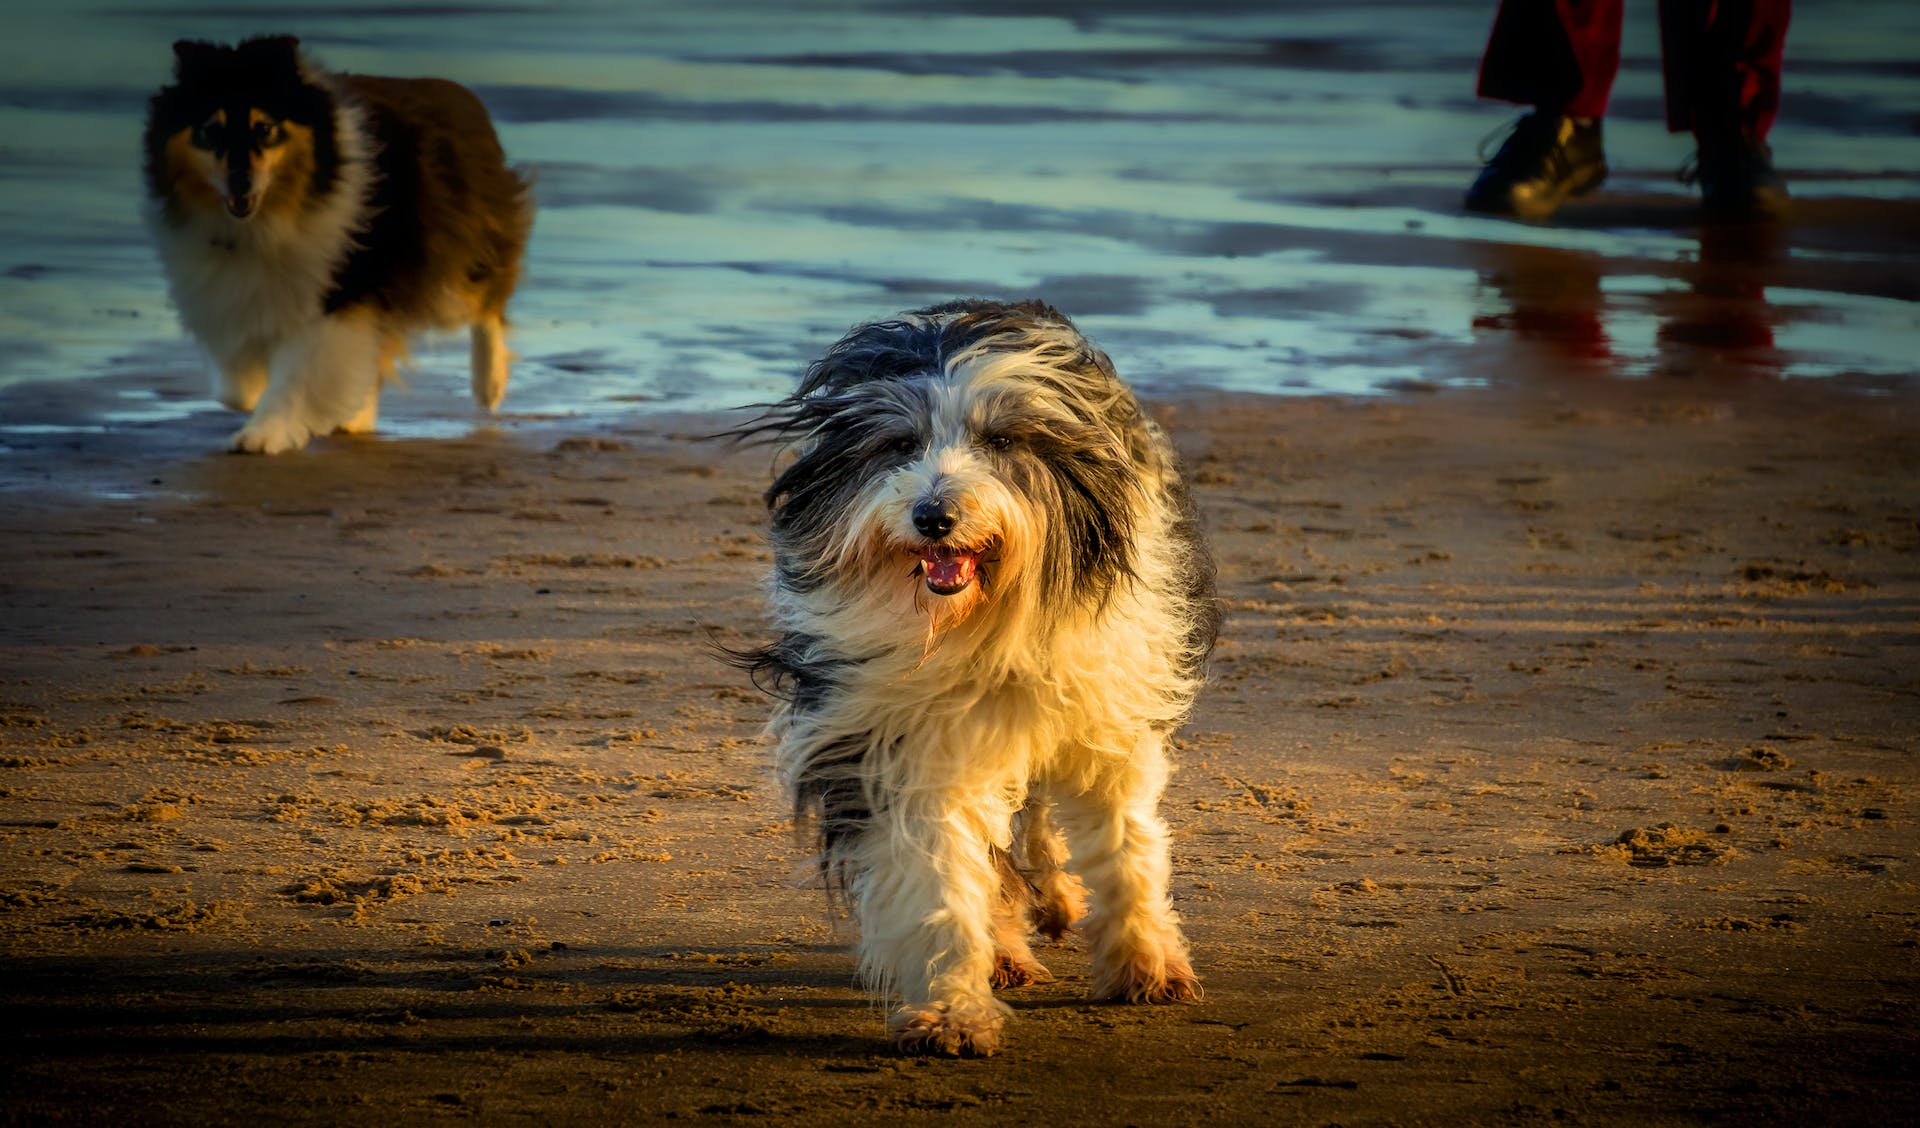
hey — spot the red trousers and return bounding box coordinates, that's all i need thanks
[1477,0,1791,136]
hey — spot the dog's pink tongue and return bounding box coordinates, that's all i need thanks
[920,546,978,593]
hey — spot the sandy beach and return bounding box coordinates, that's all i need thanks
[2,0,1918,1121]
[2,377,1916,1123]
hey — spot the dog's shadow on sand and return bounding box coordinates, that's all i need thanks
[5,942,897,1060]
[7,938,1165,1063]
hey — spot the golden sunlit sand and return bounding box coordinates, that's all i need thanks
[3,382,1915,1121]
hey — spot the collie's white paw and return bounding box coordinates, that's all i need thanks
[889,999,1005,1057]
[229,415,314,455]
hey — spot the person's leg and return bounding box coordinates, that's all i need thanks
[1478,0,1625,120]
[1660,0,1791,137]
[1661,0,1793,215]
[1468,0,1622,220]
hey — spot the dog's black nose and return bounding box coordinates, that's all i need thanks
[912,497,959,540]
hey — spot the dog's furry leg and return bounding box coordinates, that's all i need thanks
[1015,796,1087,941]
[1055,741,1200,1005]
[336,340,397,435]
[854,804,1011,1057]
[988,846,1052,988]
[470,314,509,412]
[231,311,380,454]
[215,350,268,414]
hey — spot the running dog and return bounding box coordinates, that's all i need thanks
[733,300,1219,1056]
[143,36,532,453]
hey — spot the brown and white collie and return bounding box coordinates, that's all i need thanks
[143,36,533,453]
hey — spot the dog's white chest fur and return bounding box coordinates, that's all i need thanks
[151,217,347,361]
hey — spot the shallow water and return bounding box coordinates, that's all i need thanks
[0,0,1915,448]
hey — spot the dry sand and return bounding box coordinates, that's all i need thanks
[1,381,1916,1124]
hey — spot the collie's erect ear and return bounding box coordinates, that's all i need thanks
[171,39,222,77]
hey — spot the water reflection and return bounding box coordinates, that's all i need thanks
[1652,221,1784,370]
[0,0,1913,443]
[1473,219,1796,382]
[1472,242,1614,368]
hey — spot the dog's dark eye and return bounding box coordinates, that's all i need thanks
[890,436,919,455]
[189,120,219,151]
[984,434,1013,451]
[253,120,286,147]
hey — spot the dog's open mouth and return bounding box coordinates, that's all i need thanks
[912,542,995,596]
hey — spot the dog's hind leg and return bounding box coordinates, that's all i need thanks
[231,312,381,455]
[1014,796,1087,941]
[855,803,1012,1056]
[1054,739,1201,1005]
[988,846,1052,988]
[470,313,510,412]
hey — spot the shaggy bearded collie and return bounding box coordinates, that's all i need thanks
[734,300,1219,1056]
[143,36,532,453]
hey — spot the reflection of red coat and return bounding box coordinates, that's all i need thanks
[1477,0,1791,136]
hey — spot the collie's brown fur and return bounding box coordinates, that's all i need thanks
[327,73,530,330]
[143,36,534,453]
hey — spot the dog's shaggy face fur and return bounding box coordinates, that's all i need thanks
[736,300,1218,1056]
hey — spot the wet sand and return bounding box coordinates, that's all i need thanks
[3,378,1916,1124]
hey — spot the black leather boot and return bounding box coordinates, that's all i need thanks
[1689,130,1790,219]
[1465,112,1608,221]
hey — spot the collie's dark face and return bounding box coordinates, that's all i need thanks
[143,36,336,222]
[756,301,1151,627]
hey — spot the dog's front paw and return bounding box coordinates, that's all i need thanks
[889,1000,1004,1057]
[229,415,314,455]
[990,951,1053,989]
[1094,950,1202,1005]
